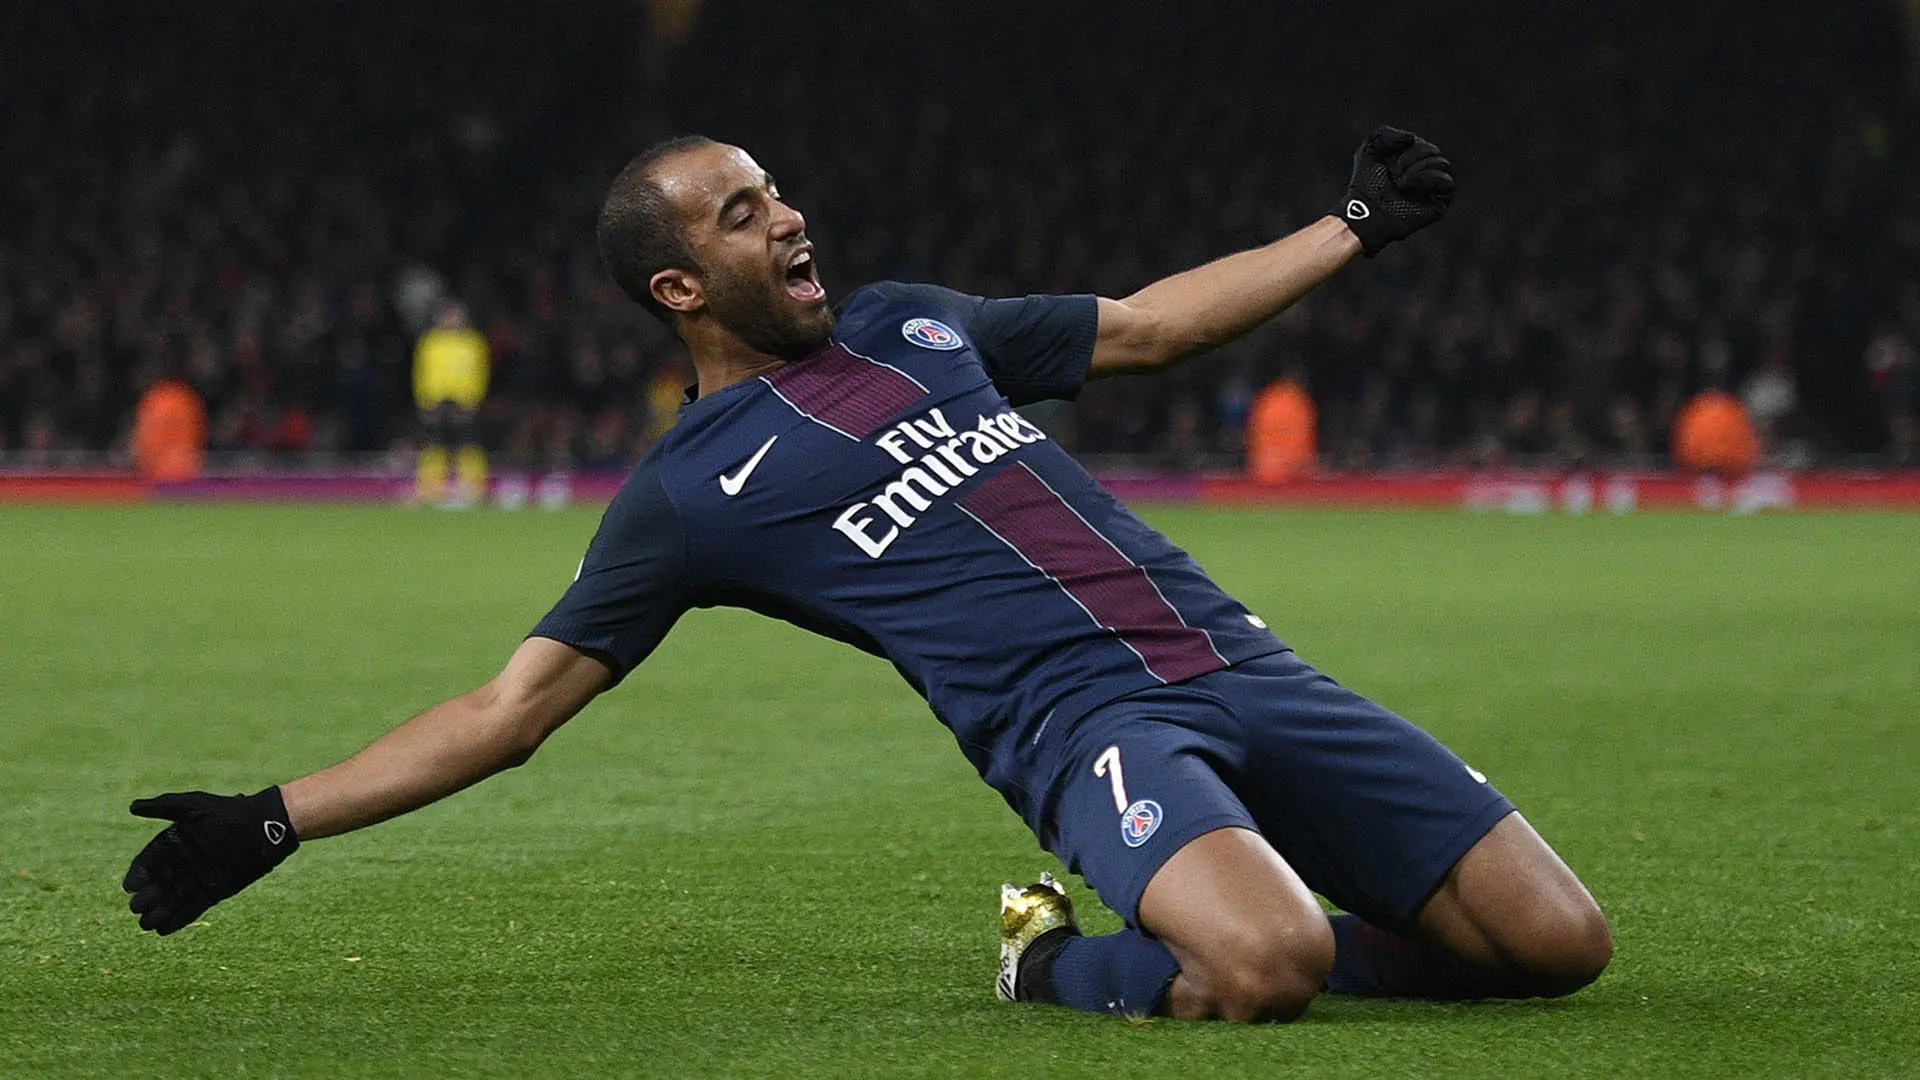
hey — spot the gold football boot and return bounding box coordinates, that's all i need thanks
[996,872,1079,1002]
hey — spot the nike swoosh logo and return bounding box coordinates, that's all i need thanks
[718,435,779,496]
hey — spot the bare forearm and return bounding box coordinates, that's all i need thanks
[1127,215,1359,359]
[275,638,608,841]
[1094,217,1361,374]
[278,685,539,840]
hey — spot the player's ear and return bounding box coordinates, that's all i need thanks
[650,268,704,316]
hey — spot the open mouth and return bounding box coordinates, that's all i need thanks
[784,249,825,303]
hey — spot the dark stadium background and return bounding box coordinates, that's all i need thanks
[3,0,1916,475]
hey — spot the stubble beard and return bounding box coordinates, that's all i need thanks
[706,268,834,359]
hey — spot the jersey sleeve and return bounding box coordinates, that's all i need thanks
[876,282,1099,405]
[527,457,690,684]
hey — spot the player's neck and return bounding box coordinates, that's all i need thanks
[688,350,786,398]
[682,326,801,398]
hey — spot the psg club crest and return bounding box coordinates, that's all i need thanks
[901,318,964,351]
[1120,799,1162,848]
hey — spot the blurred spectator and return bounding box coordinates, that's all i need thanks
[131,369,207,481]
[1865,321,1919,465]
[1741,355,1800,459]
[334,337,389,454]
[1246,370,1317,482]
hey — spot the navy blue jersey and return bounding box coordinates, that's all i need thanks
[530,282,1285,821]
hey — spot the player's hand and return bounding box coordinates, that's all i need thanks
[1337,126,1456,257]
[122,788,299,935]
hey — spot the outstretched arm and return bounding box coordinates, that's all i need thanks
[123,637,612,934]
[282,636,612,838]
[1088,126,1455,377]
[1089,217,1361,377]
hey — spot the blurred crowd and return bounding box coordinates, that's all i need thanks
[4,0,1917,471]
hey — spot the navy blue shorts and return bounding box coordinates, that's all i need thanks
[1037,650,1514,930]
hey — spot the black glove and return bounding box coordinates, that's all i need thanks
[1337,125,1456,256]
[123,787,299,935]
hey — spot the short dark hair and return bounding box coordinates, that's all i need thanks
[597,134,717,322]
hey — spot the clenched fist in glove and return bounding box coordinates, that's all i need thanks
[1337,126,1455,257]
[123,787,299,934]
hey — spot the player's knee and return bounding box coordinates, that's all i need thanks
[1192,917,1334,1022]
[1510,898,1612,997]
[1539,902,1613,996]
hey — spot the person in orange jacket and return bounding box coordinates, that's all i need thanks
[131,371,208,482]
[1246,367,1317,481]
[1672,381,1759,474]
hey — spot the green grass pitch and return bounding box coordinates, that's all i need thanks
[2,504,1916,1078]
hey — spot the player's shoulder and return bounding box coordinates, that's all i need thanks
[603,444,677,514]
[837,278,983,320]
[840,280,976,316]
[644,373,795,504]
[835,281,983,354]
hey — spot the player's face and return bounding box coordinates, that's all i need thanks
[657,143,832,356]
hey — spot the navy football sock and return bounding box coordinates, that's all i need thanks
[1026,929,1181,1017]
[1325,913,1501,999]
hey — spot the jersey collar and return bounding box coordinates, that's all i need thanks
[678,339,844,418]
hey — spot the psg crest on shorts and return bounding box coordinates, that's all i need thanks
[901,318,964,351]
[1120,799,1162,848]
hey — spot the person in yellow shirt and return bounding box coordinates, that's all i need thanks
[412,300,490,505]
[645,357,689,445]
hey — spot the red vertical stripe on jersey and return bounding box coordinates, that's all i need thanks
[960,464,1225,684]
[763,344,928,439]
